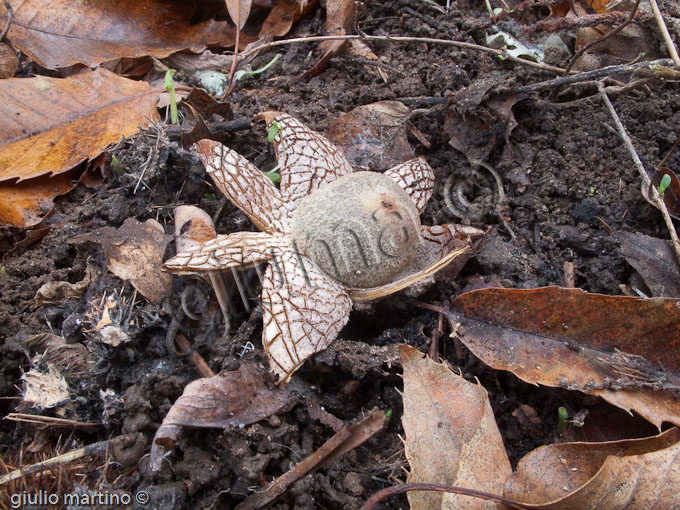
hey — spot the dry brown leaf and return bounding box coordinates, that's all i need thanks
[326,0,356,32]
[327,101,415,171]
[0,43,18,78]
[548,0,658,69]
[505,427,680,509]
[0,172,75,227]
[400,344,511,510]
[444,76,518,167]
[150,364,292,471]
[259,0,317,38]
[303,37,347,77]
[0,0,237,69]
[446,286,680,428]
[616,231,680,297]
[0,68,160,183]
[71,218,172,304]
[226,0,253,30]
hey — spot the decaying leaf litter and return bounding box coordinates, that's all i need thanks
[1,0,680,508]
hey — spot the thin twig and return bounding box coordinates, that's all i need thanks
[648,0,680,66]
[598,82,680,264]
[563,0,641,75]
[0,2,12,41]
[360,483,532,510]
[237,34,569,74]
[512,58,673,94]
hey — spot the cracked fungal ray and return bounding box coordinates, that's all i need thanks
[259,112,354,208]
[262,245,352,384]
[383,156,435,214]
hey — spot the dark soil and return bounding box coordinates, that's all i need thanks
[1,0,678,508]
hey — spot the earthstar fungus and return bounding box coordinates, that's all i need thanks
[164,112,479,384]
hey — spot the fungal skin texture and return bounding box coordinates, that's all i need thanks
[290,171,421,288]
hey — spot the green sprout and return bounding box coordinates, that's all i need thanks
[384,408,393,427]
[268,121,281,143]
[265,120,283,182]
[0,266,6,276]
[557,406,568,433]
[203,192,217,200]
[658,174,672,197]
[234,54,282,83]
[164,69,179,125]
[588,186,596,196]
[111,154,124,177]
[264,170,280,183]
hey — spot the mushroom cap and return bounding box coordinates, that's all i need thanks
[290,171,421,288]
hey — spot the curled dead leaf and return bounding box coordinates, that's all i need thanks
[259,0,318,38]
[444,75,519,167]
[226,0,253,30]
[150,364,292,471]
[70,218,172,304]
[35,263,100,306]
[505,427,680,509]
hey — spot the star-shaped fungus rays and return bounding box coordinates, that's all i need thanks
[164,112,476,384]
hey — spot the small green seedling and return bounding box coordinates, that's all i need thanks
[658,174,672,197]
[264,170,280,183]
[164,69,179,125]
[203,192,217,200]
[111,154,124,176]
[265,120,283,182]
[557,406,568,433]
[588,186,596,196]
[234,54,282,84]
[384,408,393,427]
[268,121,281,143]
[0,265,6,276]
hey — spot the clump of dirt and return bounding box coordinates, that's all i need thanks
[2,0,679,508]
